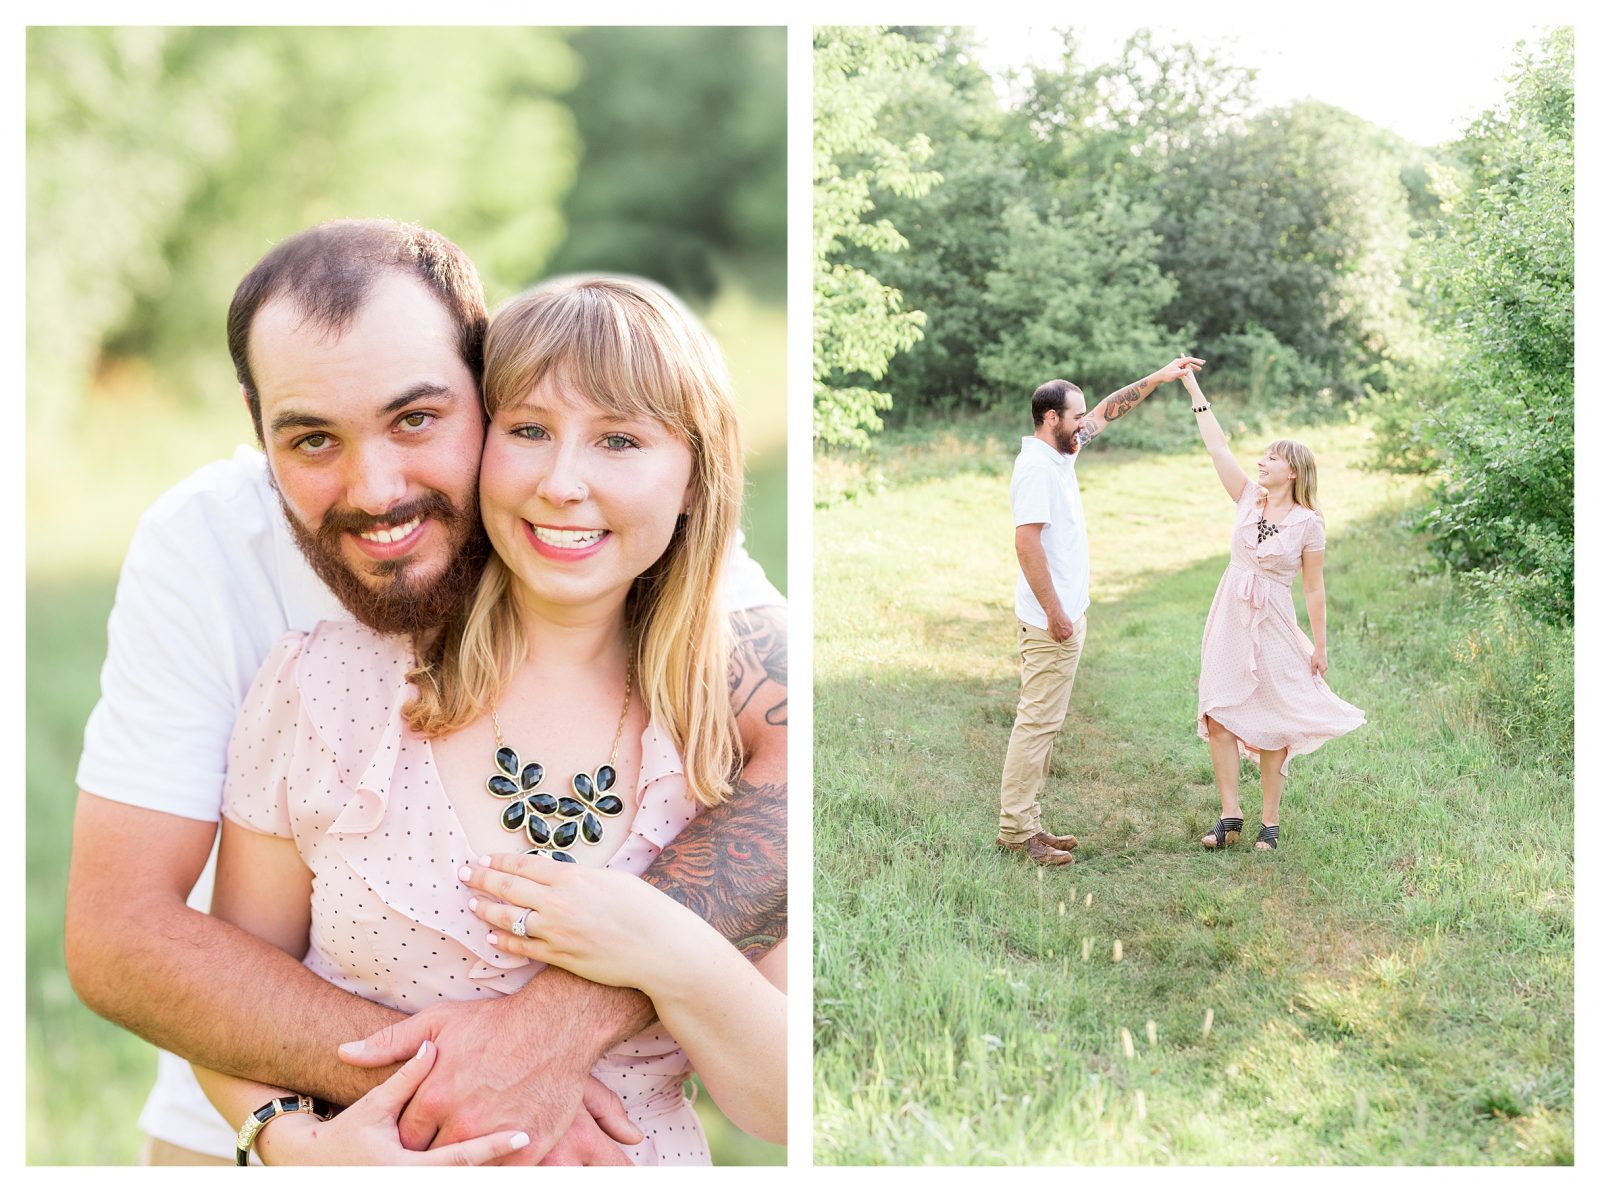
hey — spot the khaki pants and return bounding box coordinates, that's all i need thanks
[998,615,1087,843]
[140,1135,233,1165]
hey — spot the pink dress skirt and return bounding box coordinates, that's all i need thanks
[1197,483,1364,774]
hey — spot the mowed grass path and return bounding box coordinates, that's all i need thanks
[813,424,1573,1164]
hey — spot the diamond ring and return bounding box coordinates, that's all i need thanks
[512,908,532,938]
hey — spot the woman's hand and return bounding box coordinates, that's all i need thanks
[462,853,718,995]
[1310,645,1329,678]
[255,1041,530,1165]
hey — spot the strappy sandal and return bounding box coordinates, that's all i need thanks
[1255,823,1280,851]
[1202,816,1243,849]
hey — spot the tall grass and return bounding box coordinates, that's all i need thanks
[814,422,1572,1164]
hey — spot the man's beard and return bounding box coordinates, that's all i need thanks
[276,485,492,637]
[1055,423,1080,455]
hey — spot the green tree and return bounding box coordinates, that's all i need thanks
[1155,101,1417,402]
[1409,29,1574,620]
[548,26,786,301]
[862,28,1033,415]
[27,28,579,435]
[978,190,1182,401]
[812,26,941,447]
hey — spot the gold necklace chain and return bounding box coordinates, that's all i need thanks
[485,661,633,860]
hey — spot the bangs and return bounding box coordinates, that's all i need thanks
[484,279,724,440]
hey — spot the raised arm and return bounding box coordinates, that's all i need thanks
[1180,370,1249,502]
[1075,356,1205,448]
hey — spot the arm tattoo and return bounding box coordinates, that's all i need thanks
[1102,377,1158,421]
[1075,417,1102,449]
[643,773,787,959]
[727,607,787,728]
[636,605,788,958]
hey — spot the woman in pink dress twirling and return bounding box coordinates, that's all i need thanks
[1181,369,1364,851]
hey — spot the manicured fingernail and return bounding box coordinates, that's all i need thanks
[468,897,478,912]
[339,1040,364,1056]
[510,1132,530,1149]
[458,865,472,881]
[416,1040,430,1058]
[487,931,499,945]
[478,855,492,866]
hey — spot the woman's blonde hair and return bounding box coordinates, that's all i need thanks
[407,275,743,806]
[1264,438,1320,513]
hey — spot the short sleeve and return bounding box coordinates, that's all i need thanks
[1304,514,1326,553]
[721,527,785,609]
[1237,480,1266,513]
[1012,464,1052,527]
[221,633,308,839]
[77,516,251,821]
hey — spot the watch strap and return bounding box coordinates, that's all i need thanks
[235,1094,334,1165]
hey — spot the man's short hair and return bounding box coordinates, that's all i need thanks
[1032,379,1084,426]
[227,219,489,441]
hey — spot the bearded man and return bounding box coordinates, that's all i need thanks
[997,359,1202,866]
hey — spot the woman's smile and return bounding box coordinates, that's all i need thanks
[524,521,612,560]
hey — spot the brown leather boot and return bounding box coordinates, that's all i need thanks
[996,832,1074,866]
[1038,829,1079,852]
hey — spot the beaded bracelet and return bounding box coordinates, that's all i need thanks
[1192,403,1210,413]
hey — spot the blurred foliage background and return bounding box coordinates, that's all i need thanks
[813,25,1572,624]
[26,25,785,1166]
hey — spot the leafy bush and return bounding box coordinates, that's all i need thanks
[1404,29,1574,622]
[1205,324,1328,413]
[977,190,1184,403]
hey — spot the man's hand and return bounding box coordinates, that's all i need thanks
[338,999,642,1163]
[254,1041,532,1166]
[537,1083,641,1166]
[1046,608,1075,643]
[1152,356,1205,386]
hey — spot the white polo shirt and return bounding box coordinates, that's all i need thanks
[1011,435,1091,627]
[75,444,785,1157]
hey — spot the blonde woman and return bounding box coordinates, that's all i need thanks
[194,276,785,1163]
[1182,368,1364,851]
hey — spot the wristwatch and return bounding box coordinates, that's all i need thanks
[235,1094,335,1165]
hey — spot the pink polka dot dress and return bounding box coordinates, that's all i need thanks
[223,622,712,1165]
[1197,482,1365,774]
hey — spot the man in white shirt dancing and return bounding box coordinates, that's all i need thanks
[999,359,1202,865]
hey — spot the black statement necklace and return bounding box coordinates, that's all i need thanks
[485,664,631,862]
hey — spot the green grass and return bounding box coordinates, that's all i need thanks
[813,422,1573,1165]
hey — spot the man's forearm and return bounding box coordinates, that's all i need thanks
[642,768,787,957]
[639,605,789,957]
[1077,373,1163,447]
[70,894,402,1104]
